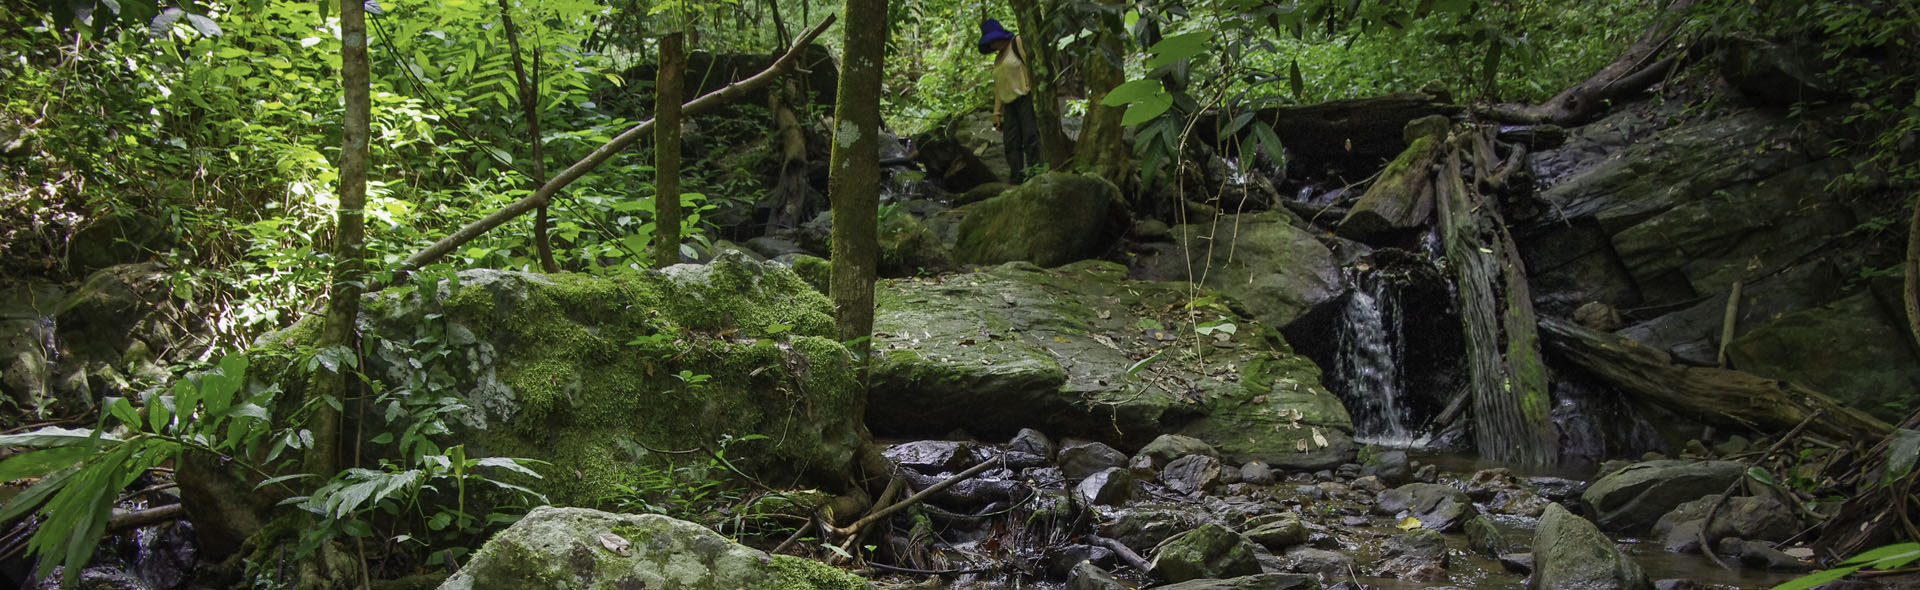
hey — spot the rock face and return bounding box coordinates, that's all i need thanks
[256,252,866,505]
[1581,460,1745,533]
[870,261,1357,469]
[1132,211,1341,328]
[952,173,1130,268]
[3,264,217,417]
[1150,524,1263,583]
[1530,504,1652,590]
[439,506,869,589]
[1520,102,1920,421]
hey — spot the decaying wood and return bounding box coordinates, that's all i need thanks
[1200,93,1461,169]
[1480,0,1697,125]
[1717,280,1742,367]
[1905,199,1918,350]
[764,82,811,232]
[1337,132,1444,238]
[388,15,838,283]
[108,503,185,531]
[1437,139,1558,466]
[1538,316,1893,441]
[825,460,996,540]
[1089,534,1153,573]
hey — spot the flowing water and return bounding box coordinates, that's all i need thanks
[1329,267,1425,448]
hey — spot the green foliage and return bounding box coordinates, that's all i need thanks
[599,433,767,531]
[0,354,269,586]
[1773,543,1920,590]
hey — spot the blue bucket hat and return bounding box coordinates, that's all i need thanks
[977,19,1013,54]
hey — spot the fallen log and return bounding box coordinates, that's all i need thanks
[1537,316,1892,441]
[1198,93,1461,171]
[1480,0,1697,126]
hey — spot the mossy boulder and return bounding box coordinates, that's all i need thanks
[1530,504,1652,590]
[1132,211,1341,328]
[952,173,1130,268]
[877,209,953,277]
[869,260,1355,469]
[1728,292,1920,421]
[255,252,864,506]
[439,506,870,589]
[1150,523,1262,583]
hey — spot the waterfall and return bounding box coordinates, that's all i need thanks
[1330,267,1424,447]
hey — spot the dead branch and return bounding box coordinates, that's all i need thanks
[1479,0,1696,126]
[825,460,996,539]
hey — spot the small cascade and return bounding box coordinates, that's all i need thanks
[1329,266,1424,447]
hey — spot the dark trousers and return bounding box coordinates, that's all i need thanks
[1003,94,1040,183]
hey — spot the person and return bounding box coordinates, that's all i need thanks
[978,18,1039,183]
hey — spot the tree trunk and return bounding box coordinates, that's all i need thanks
[1906,198,1918,352]
[306,0,371,481]
[1538,317,1893,441]
[1008,0,1071,169]
[1069,0,1131,190]
[498,0,558,273]
[828,0,884,358]
[765,81,810,233]
[1436,138,1557,466]
[654,31,686,268]
[387,16,836,284]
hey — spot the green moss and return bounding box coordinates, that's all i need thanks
[789,255,831,295]
[767,555,870,590]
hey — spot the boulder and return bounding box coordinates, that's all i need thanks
[1047,545,1117,578]
[1150,524,1262,583]
[1163,455,1224,495]
[1652,495,1798,545]
[1132,211,1341,327]
[1728,292,1920,422]
[1581,460,1745,533]
[1465,515,1507,557]
[1061,442,1131,481]
[1108,506,1213,551]
[438,507,869,589]
[1361,450,1412,486]
[1243,512,1309,549]
[877,209,954,277]
[1530,504,1652,590]
[1374,483,1477,532]
[257,253,866,506]
[0,280,65,414]
[1239,461,1276,485]
[1723,539,1813,572]
[1149,574,1321,590]
[1280,546,1354,576]
[952,173,1130,268]
[1077,467,1136,506]
[1068,561,1130,590]
[883,440,976,474]
[1137,434,1220,469]
[1377,529,1450,581]
[1010,428,1058,460]
[869,261,1356,468]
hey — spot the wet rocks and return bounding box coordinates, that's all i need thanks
[1010,428,1057,460]
[1377,529,1450,581]
[1722,539,1813,572]
[1150,573,1322,590]
[1279,546,1354,576]
[1653,494,1798,548]
[1163,455,1225,495]
[1239,461,1276,485]
[1243,512,1309,550]
[1374,483,1477,532]
[953,172,1130,268]
[1069,561,1130,590]
[1061,441,1131,481]
[1581,460,1746,533]
[1138,434,1220,469]
[1465,515,1508,556]
[1530,503,1652,590]
[884,440,977,474]
[1077,467,1136,506]
[1109,507,1211,550]
[1150,524,1262,583]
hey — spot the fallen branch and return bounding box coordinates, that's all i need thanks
[384,15,838,285]
[108,503,185,531]
[1089,533,1153,573]
[1479,0,1695,126]
[825,460,996,539]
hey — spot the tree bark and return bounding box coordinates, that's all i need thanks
[1069,0,1131,190]
[1007,0,1072,169]
[828,0,884,359]
[1906,198,1919,352]
[307,0,371,480]
[388,16,836,283]
[1538,316,1893,441]
[498,0,558,273]
[765,81,810,232]
[654,31,686,268]
[1436,139,1557,466]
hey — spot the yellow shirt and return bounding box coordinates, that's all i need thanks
[993,41,1032,105]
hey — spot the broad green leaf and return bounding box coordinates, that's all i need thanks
[184,14,221,37]
[1126,347,1168,378]
[477,457,544,479]
[1101,79,1164,107]
[1122,93,1173,126]
[1289,58,1306,100]
[0,446,94,482]
[1771,566,1858,590]
[149,7,184,39]
[1252,121,1287,166]
[0,427,117,448]
[1882,429,1920,486]
[1746,466,1777,487]
[1840,542,1920,567]
[105,397,139,428]
[1146,32,1213,70]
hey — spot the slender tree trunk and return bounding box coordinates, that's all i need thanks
[654,31,686,268]
[1905,197,1919,351]
[498,0,558,273]
[1070,0,1131,189]
[828,0,885,358]
[1435,136,1556,466]
[389,16,835,284]
[308,0,370,484]
[1007,0,1071,169]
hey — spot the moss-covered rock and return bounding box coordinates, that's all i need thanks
[1131,211,1341,328]
[1149,523,1262,583]
[877,208,953,277]
[869,260,1355,469]
[438,506,869,590]
[255,252,864,506]
[951,173,1130,268]
[1729,292,1920,421]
